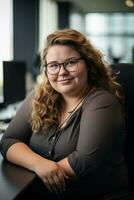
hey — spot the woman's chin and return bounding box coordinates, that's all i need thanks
[58,87,75,95]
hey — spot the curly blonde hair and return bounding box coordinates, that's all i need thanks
[31,28,123,133]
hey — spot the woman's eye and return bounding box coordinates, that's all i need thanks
[49,64,58,69]
[66,59,76,66]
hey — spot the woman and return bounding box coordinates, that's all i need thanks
[0,29,129,199]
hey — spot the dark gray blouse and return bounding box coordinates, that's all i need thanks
[0,88,129,198]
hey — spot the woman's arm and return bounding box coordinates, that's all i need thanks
[58,157,76,178]
[58,91,124,179]
[0,91,34,158]
[0,92,67,194]
[6,142,67,194]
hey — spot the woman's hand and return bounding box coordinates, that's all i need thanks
[6,142,68,194]
[34,158,68,194]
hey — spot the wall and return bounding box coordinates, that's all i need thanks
[13,0,39,71]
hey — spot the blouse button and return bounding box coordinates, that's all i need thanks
[52,136,55,140]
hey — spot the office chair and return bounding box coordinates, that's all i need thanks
[106,63,134,200]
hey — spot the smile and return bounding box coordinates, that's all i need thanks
[58,78,73,82]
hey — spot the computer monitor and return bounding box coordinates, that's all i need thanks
[0,61,26,107]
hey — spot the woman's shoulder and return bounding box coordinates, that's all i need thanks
[83,87,120,110]
[23,89,35,104]
[86,87,116,100]
[16,90,35,114]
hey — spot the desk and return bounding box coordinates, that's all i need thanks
[0,154,36,200]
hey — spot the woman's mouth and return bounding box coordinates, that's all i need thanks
[58,78,73,84]
[58,77,73,81]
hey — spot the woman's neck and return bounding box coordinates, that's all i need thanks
[61,86,90,113]
[59,87,91,129]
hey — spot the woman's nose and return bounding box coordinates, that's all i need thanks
[58,64,69,75]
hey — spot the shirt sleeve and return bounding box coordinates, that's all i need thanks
[68,90,124,178]
[0,91,34,159]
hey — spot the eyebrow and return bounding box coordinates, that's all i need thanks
[46,56,78,65]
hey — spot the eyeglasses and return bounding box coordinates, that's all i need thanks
[44,57,82,75]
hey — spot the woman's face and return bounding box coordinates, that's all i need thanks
[45,45,89,97]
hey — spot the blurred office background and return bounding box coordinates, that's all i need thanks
[0,0,134,108]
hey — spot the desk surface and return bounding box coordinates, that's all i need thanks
[0,154,36,200]
[0,119,37,200]
[0,106,37,200]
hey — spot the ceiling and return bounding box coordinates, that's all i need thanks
[56,0,134,13]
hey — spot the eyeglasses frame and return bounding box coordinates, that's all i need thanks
[43,57,83,75]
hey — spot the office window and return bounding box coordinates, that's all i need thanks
[86,14,108,35]
[109,14,125,34]
[0,0,13,61]
[0,0,13,103]
[126,14,134,33]
[85,13,134,63]
[69,13,85,32]
[39,0,58,50]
